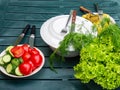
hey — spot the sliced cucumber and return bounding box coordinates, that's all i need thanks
[6,63,13,73]
[6,46,14,57]
[19,58,23,63]
[2,54,11,63]
[6,46,13,52]
[11,58,20,66]
[6,63,17,74]
[0,57,4,65]
[15,67,23,76]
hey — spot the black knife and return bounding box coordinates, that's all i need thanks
[13,24,30,46]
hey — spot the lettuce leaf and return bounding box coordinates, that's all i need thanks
[74,24,120,90]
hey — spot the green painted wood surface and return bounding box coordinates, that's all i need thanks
[0,80,88,90]
[0,0,120,90]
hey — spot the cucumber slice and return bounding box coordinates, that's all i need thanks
[0,57,4,65]
[6,63,13,73]
[6,46,13,52]
[11,58,20,66]
[19,58,23,63]
[6,46,14,57]
[6,63,17,74]
[2,54,11,63]
[15,67,23,76]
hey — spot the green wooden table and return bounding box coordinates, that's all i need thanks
[0,0,120,90]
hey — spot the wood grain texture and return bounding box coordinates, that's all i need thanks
[0,0,120,90]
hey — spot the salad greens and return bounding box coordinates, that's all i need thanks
[49,16,120,89]
[58,32,93,55]
[49,32,93,72]
[50,29,94,72]
[74,24,120,89]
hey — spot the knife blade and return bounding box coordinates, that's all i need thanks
[29,25,36,48]
[13,24,30,46]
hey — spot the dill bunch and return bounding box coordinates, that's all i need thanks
[59,32,93,54]
[49,32,94,72]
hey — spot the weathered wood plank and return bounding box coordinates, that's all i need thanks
[4,13,59,21]
[9,1,61,7]
[43,56,80,67]
[0,28,43,38]
[7,6,60,14]
[1,20,45,28]
[0,80,88,90]
[0,0,9,28]
[0,37,47,46]
[0,0,120,90]
[0,68,75,79]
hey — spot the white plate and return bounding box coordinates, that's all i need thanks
[40,15,96,49]
[0,46,45,78]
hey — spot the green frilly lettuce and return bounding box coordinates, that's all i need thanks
[74,24,120,89]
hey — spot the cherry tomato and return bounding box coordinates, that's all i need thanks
[19,62,32,75]
[22,44,29,52]
[11,46,24,58]
[30,54,43,67]
[27,60,36,71]
[29,47,39,55]
[22,52,31,62]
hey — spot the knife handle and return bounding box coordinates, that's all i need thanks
[31,25,36,35]
[72,10,77,24]
[80,6,91,13]
[94,3,99,12]
[70,10,77,32]
[22,24,30,34]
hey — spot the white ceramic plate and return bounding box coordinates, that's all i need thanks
[0,46,45,78]
[40,15,96,49]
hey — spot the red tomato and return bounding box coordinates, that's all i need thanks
[30,54,43,67]
[19,62,32,75]
[22,44,29,52]
[22,52,31,62]
[27,60,36,71]
[11,46,24,58]
[29,47,39,55]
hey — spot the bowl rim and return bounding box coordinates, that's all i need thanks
[40,15,94,50]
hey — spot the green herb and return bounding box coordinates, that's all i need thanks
[74,24,120,90]
[98,24,120,50]
[100,17,111,27]
[49,32,94,72]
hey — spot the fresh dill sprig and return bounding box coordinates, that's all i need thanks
[49,32,94,72]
